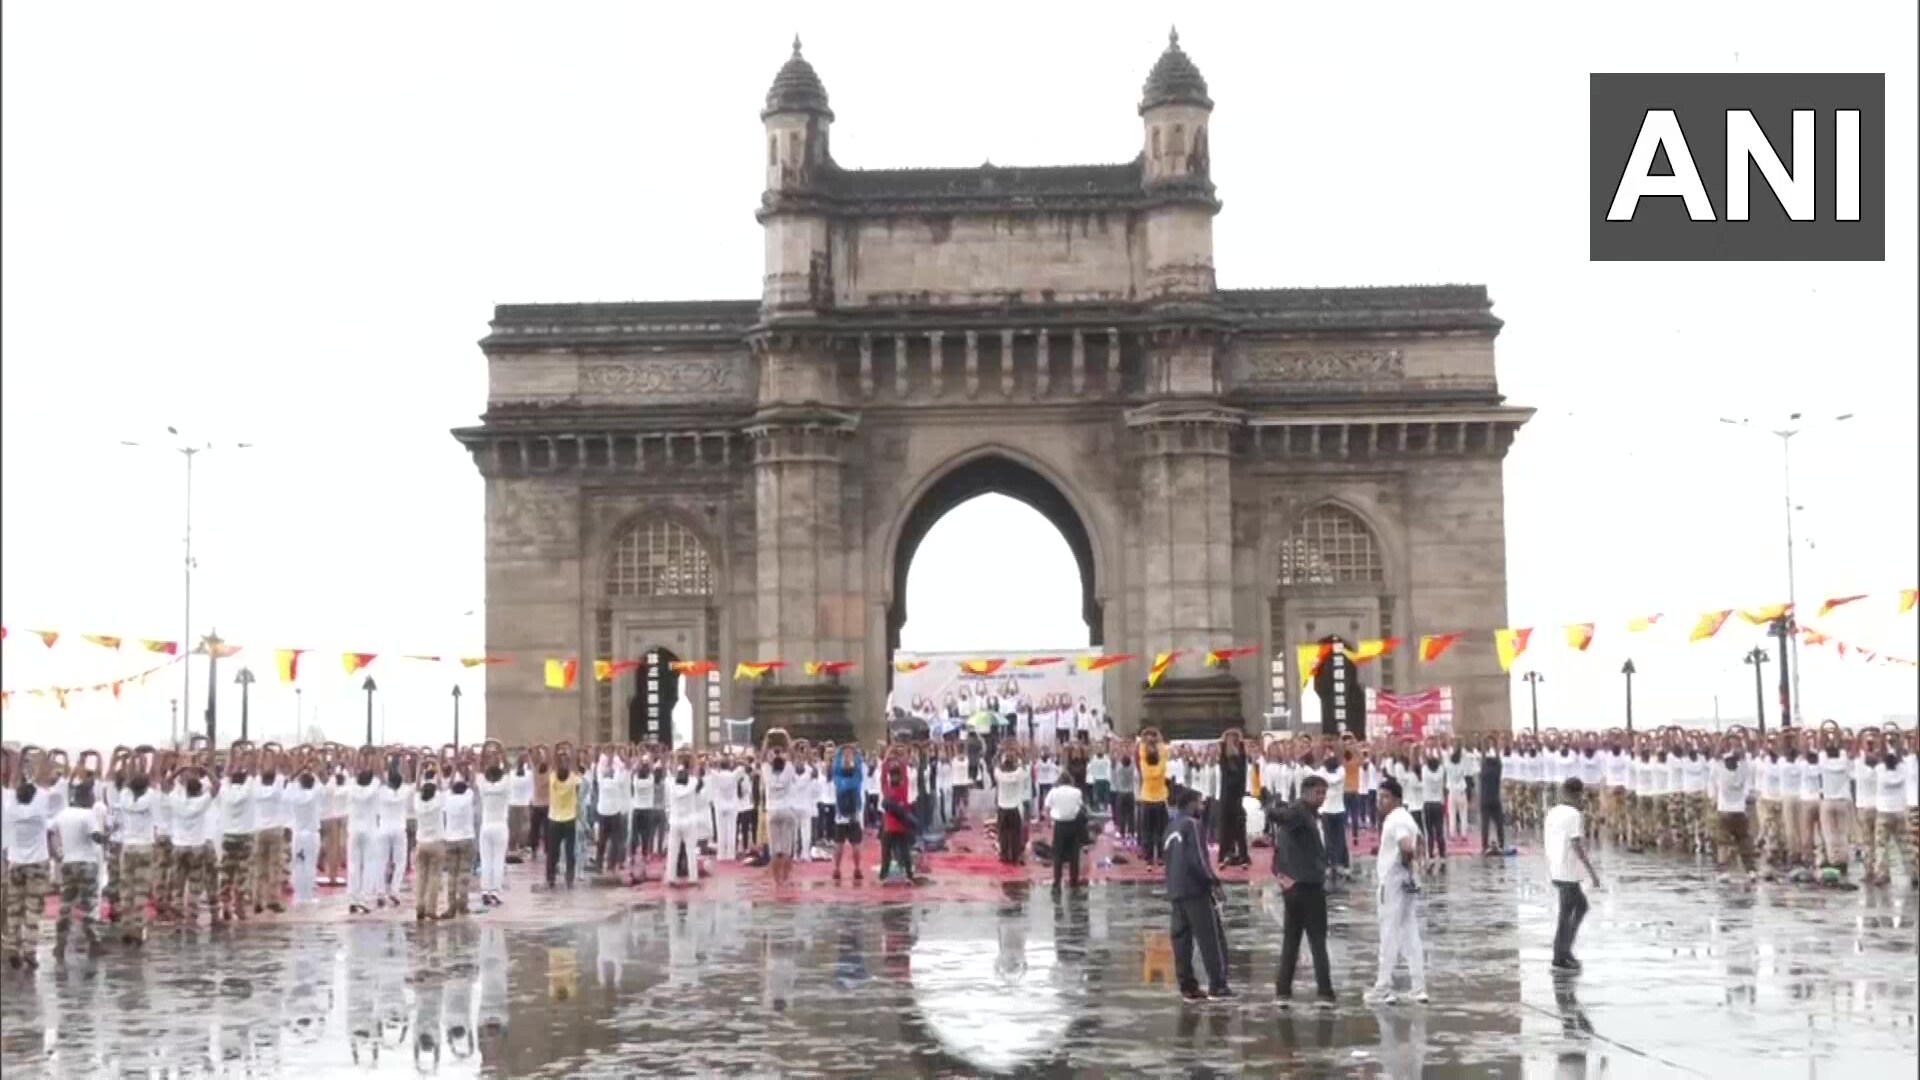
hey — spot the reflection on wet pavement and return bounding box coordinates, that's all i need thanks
[1,850,1913,1078]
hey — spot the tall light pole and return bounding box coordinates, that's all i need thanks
[235,667,256,744]
[1521,670,1544,735]
[1620,659,1636,734]
[1719,412,1852,727]
[121,430,252,746]
[452,684,464,748]
[362,676,379,748]
[1743,647,1771,733]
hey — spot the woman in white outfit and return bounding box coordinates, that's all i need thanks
[476,763,511,906]
[664,756,703,887]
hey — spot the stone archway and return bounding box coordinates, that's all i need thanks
[885,452,1104,680]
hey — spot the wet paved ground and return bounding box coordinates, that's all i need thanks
[1,845,1914,1079]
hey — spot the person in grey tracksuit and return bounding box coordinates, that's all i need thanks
[1164,788,1232,1001]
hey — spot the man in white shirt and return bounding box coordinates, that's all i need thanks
[414,777,447,921]
[52,780,110,956]
[345,771,382,913]
[441,776,477,918]
[252,766,288,914]
[117,771,161,940]
[6,774,56,968]
[170,773,217,925]
[286,772,324,906]
[476,764,512,905]
[593,756,629,875]
[216,769,259,923]
[1713,749,1757,880]
[1044,775,1087,893]
[1544,777,1601,972]
[508,759,534,855]
[664,757,704,888]
[1366,777,1428,1005]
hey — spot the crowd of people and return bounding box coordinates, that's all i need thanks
[2,720,1914,1006]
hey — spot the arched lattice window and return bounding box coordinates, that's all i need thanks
[1278,504,1383,586]
[608,519,714,597]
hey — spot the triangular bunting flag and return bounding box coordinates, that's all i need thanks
[1816,594,1867,619]
[143,639,179,655]
[1626,614,1663,633]
[276,649,305,684]
[1739,603,1792,626]
[1689,610,1733,643]
[1564,624,1595,652]
[669,660,717,677]
[1494,628,1532,673]
[544,658,580,690]
[403,654,444,663]
[959,659,1006,676]
[804,660,856,677]
[1348,638,1400,664]
[1146,650,1180,688]
[82,634,122,651]
[460,656,509,668]
[1076,654,1133,673]
[1417,633,1460,663]
[33,630,58,649]
[894,659,929,675]
[734,661,783,681]
[342,652,377,675]
[1013,657,1065,668]
[1296,642,1332,689]
[1203,646,1258,668]
[1901,589,1917,616]
[593,659,643,682]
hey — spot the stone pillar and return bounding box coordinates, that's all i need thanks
[1128,399,1243,740]
[746,336,859,744]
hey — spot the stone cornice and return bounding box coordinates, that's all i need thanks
[1242,406,1534,461]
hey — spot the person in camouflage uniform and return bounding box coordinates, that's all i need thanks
[53,780,109,957]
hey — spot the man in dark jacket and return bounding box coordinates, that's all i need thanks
[1165,788,1233,1002]
[1217,731,1252,867]
[1272,774,1336,1006]
[1479,749,1507,855]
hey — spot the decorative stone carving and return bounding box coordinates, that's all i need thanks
[1232,349,1405,385]
[579,358,750,403]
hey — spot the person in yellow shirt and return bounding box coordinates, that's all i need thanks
[545,752,582,889]
[1138,729,1171,867]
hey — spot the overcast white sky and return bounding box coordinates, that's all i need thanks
[2,1,1914,751]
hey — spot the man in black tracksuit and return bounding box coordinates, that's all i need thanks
[1272,774,1336,1006]
[1480,750,1507,855]
[1165,788,1233,1002]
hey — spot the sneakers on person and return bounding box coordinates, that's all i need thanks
[1363,988,1398,1005]
[1315,993,1338,1010]
[1408,989,1430,1004]
[1551,957,1582,973]
[1275,994,1292,1009]
[1181,987,1210,1004]
[1208,987,1237,1001]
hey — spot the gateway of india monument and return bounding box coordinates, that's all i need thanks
[456,31,1530,749]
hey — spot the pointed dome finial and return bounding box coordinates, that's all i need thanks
[765,35,833,120]
[1140,27,1211,113]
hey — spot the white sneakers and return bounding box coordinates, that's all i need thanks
[1364,987,1430,1005]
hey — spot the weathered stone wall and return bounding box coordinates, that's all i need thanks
[1402,457,1514,735]
[487,350,755,408]
[485,476,585,747]
[1223,336,1498,398]
[830,212,1144,308]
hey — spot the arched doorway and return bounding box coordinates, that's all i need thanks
[887,454,1102,693]
[1274,502,1394,732]
[600,516,719,747]
[629,646,683,744]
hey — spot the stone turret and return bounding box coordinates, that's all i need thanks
[760,37,834,314]
[1138,28,1217,299]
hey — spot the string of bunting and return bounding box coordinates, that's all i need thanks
[0,655,186,711]
[6,587,1913,700]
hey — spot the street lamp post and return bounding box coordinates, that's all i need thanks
[1743,647,1771,734]
[121,430,252,743]
[452,684,464,748]
[1719,412,1852,727]
[170,698,180,748]
[1521,670,1544,735]
[295,687,303,739]
[1769,617,1793,729]
[1621,659,1636,734]
[201,630,225,748]
[235,667,256,744]
[362,676,378,747]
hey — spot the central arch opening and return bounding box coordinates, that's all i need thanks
[889,454,1101,682]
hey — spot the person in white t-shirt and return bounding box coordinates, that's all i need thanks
[1712,746,1757,880]
[285,771,323,906]
[1365,777,1428,1005]
[215,768,259,923]
[413,775,448,921]
[115,770,160,941]
[476,764,512,905]
[251,765,288,915]
[440,775,477,919]
[52,780,110,956]
[169,772,217,925]
[345,769,382,913]
[5,770,56,968]
[1544,777,1601,972]
[1868,742,1912,888]
[1044,775,1087,892]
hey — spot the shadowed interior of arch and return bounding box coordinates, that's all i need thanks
[890,456,1098,687]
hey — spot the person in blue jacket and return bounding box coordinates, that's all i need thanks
[831,747,866,884]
